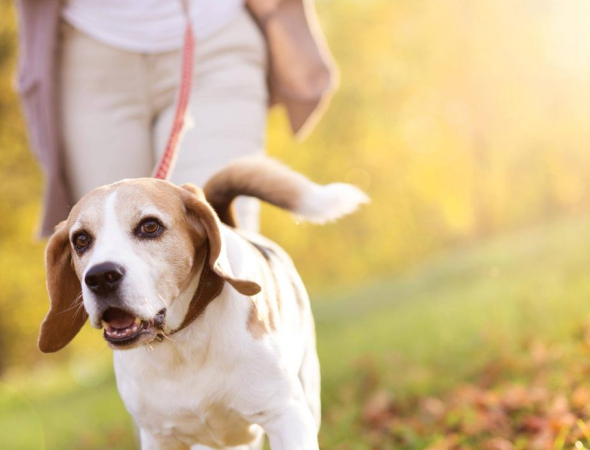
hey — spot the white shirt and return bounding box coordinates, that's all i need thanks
[62,0,245,53]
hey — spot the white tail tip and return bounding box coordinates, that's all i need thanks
[294,183,370,224]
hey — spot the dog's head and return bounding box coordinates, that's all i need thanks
[39,179,260,353]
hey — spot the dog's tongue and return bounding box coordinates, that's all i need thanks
[102,308,136,329]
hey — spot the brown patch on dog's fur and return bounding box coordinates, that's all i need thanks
[248,300,274,339]
[249,242,283,314]
[247,286,277,339]
[204,157,305,227]
[246,241,283,339]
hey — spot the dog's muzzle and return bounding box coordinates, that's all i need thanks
[101,307,167,349]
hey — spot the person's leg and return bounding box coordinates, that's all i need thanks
[151,9,268,231]
[59,22,153,201]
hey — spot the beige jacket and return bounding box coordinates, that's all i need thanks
[15,0,338,236]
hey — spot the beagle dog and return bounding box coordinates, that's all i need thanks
[38,157,368,449]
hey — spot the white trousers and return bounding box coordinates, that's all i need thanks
[59,8,268,231]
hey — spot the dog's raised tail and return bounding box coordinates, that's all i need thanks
[204,156,369,227]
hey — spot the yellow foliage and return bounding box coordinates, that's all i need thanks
[3,0,590,370]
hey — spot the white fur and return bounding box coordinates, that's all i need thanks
[87,201,320,449]
[293,182,370,224]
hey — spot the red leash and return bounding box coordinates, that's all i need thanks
[153,3,195,180]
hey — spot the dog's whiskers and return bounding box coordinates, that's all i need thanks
[143,298,155,315]
[73,302,86,322]
[157,294,169,308]
[56,300,82,315]
[160,332,175,343]
[57,292,84,315]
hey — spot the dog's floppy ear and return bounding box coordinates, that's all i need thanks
[180,184,261,296]
[38,221,87,353]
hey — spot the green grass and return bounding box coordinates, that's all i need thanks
[4,214,590,448]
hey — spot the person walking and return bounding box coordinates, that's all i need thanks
[15,0,337,235]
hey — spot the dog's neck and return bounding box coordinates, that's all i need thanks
[163,243,225,336]
[165,265,204,333]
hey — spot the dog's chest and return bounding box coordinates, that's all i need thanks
[113,347,258,447]
[135,399,257,448]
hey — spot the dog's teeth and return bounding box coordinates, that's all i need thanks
[105,319,142,341]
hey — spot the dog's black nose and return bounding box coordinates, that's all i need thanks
[85,262,125,295]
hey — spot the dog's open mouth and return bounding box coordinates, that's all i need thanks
[101,307,166,348]
[101,308,146,345]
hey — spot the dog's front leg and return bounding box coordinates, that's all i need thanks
[258,401,319,450]
[140,429,190,450]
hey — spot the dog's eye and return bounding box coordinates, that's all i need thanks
[73,233,91,253]
[136,219,164,238]
[142,221,159,234]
